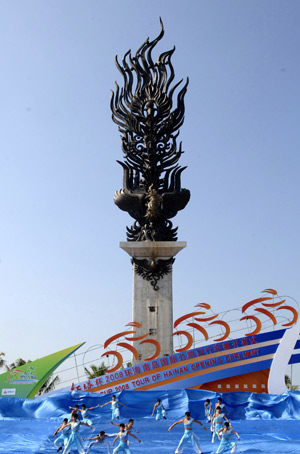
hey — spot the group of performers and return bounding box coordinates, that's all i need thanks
[204,398,240,453]
[53,396,139,454]
[52,395,240,454]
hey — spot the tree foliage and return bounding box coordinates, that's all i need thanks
[5,358,30,370]
[285,374,299,391]
[0,352,6,370]
[84,362,107,379]
[38,375,60,395]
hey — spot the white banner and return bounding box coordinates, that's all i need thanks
[1,388,16,396]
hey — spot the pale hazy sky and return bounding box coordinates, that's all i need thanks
[0,1,299,382]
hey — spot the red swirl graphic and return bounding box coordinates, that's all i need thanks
[104,331,136,349]
[209,320,230,341]
[240,315,262,336]
[125,333,149,342]
[172,331,194,352]
[139,339,161,361]
[262,299,286,308]
[261,288,278,295]
[174,312,205,329]
[194,303,211,310]
[242,297,273,313]
[117,342,139,360]
[276,305,298,327]
[101,351,123,373]
[194,314,219,322]
[186,323,209,341]
[126,322,142,328]
[255,308,277,325]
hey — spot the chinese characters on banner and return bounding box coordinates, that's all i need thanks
[71,335,263,393]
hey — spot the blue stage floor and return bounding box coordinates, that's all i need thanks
[0,390,300,453]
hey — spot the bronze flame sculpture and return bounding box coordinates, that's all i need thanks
[112,20,190,288]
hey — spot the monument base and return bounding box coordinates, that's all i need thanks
[120,241,186,364]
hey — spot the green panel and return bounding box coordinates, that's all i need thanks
[0,343,84,398]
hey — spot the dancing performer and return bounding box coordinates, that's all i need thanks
[101,395,126,420]
[151,398,167,420]
[216,422,240,453]
[83,430,118,454]
[111,419,139,448]
[204,399,212,422]
[112,423,141,453]
[168,411,207,454]
[77,403,100,426]
[211,407,231,443]
[53,418,70,452]
[68,404,81,421]
[111,419,138,434]
[62,413,93,454]
[215,398,230,417]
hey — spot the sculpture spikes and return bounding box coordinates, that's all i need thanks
[112,20,190,287]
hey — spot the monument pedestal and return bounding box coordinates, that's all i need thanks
[120,241,186,364]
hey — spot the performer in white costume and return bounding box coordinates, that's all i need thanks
[151,398,167,420]
[53,418,70,452]
[62,413,93,454]
[101,395,126,420]
[112,423,141,454]
[83,430,118,454]
[168,411,207,454]
[216,422,240,454]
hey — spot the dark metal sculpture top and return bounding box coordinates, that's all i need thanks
[112,19,190,242]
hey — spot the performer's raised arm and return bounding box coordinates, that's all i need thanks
[168,419,184,431]
[193,419,207,430]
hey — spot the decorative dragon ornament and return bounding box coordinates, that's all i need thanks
[112,20,190,288]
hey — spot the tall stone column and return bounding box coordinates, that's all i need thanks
[120,241,186,363]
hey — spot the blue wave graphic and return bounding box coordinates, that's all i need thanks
[1,390,300,453]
